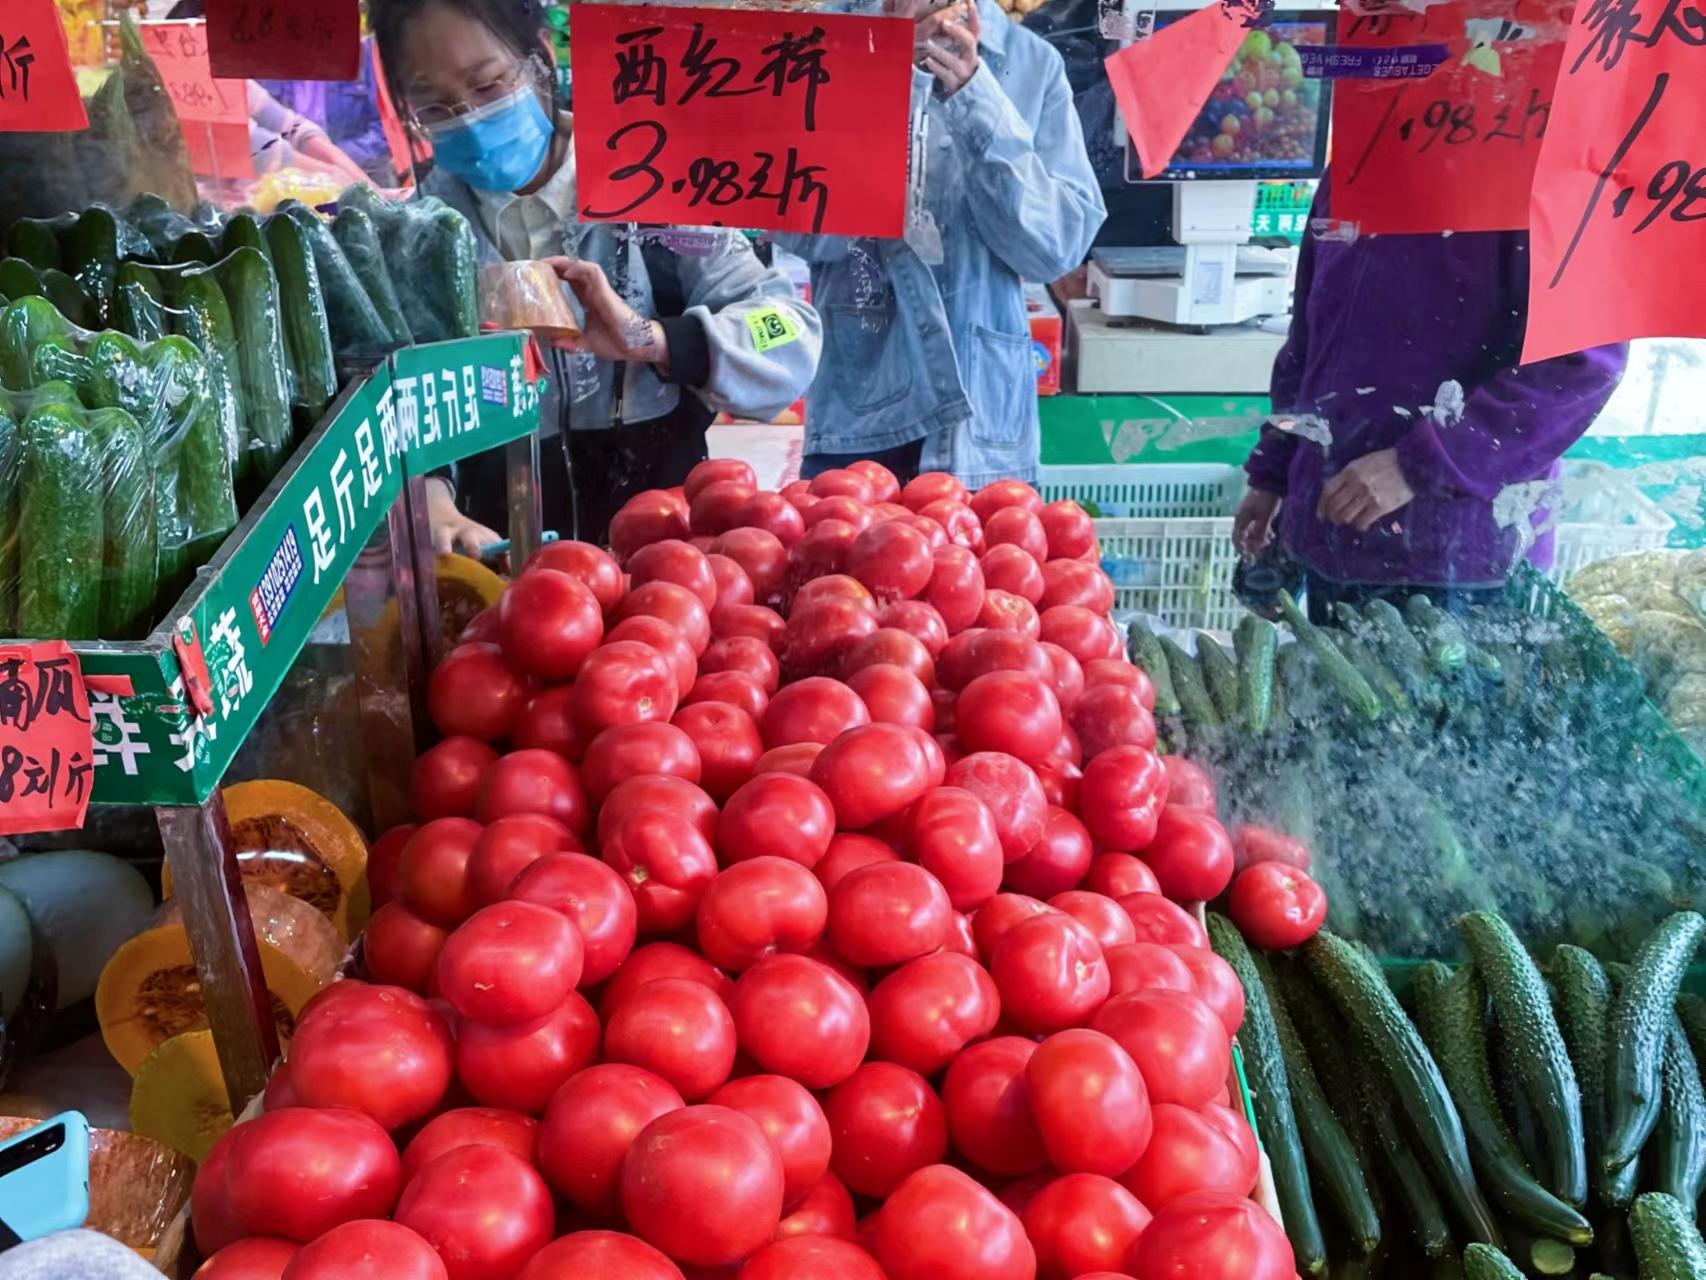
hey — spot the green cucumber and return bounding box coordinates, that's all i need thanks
[1551,946,1639,1212]
[61,206,124,323]
[1356,1050,1453,1258]
[1304,930,1501,1247]
[1651,1016,1706,1213]
[40,270,93,328]
[1277,589,1382,720]
[1127,618,1181,717]
[420,203,480,340]
[1678,993,1706,1068]
[264,212,338,422]
[1333,628,1412,716]
[17,402,103,639]
[1208,915,1326,1275]
[1461,1244,1526,1280]
[330,206,412,346]
[1406,594,1470,673]
[0,296,71,388]
[1604,913,1705,1174]
[1628,1192,1706,1279]
[1456,912,1586,1208]
[0,258,42,302]
[0,405,18,634]
[5,218,63,272]
[1161,635,1220,730]
[88,407,158,640]
[220,212,274,268]
[165,266,245,475]
[1494,1223,1576,1275]
[1196,632,1241,722]
[210,248,295,490]
[113,261,166,343]
[281,204,391,360]
[170,231,222,266]
[1234,613,1278,733]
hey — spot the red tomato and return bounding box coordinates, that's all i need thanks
[223,1108,401,1243]
[605,613,699,699]
[696,857,828,971]
[712,603,787,650]
[1034,760,1082,811]
[874,1165,1036,1280]
[599,774,719,846]
[436,901,583,1024]
[940,630,1051,691]
[394,1144,554,1280]
[785,598,879,679]
[363,903,447,993]
[469,813,579,907]
[718,772,836,867]
[902,471,970,511]
[827,862,953,968]
[1022,1174,1151,1280]
[815,833,900,893]
[702,634,783,694]
[970,892,1055,959]
[1091,989,1230,1109]
[685,669,770,721]
[983,506,1049,563]
[795,574,878,613]
[428,643,528,741]
[1142,808,1236,902]
[845,628,935,688]
[454,990,600,1112]
[601,808,719,935]
[1026,1028,1152,1175]
[400,1107,538,1183]
[789,517,858,581]
[1071,684,1157,761]
[711,1074,833,1207]
[1128,1191,1294,1280]
[629,539,719,608]
[762,676,871,748]
[474,748,590,833]
[498,568,604,681]
[907,786,1004,911]
[600,941,734,1020]
[979,590,1041,639]
[1038,606,1122,666]
[715,527,791,599]
[367,823,417,909]
[580,723,702,805]
[980,543,1045,604]
[1048,890,1137,950]
[611,491,691,563]
[1079,746,1169,852]
[825,1062,948,1198]
[686,458,758,503]
[846,458,901,502]
[1039,560,1115,614]
[945,752,1048,860]
[877,599,951,658]
[1228,861,1328,949]
[1083,852,1161,899]
[511,685,588,761]
[622,579,713,655]
[622,1106,786,1266]
[1231,824,1313,873]
[538,1063,685,1214]
[940,1036,1047,1177]
[811,468,876,503]
[525,540,624,611]
[604,976,737,1101]
[737,1236,886,1280]
[288,986,452,1130]
[971,478,1043,521]
[517,1232,686,1280]
[1002,807,1094,898]
[811,722,934,830]
[776,1172,857,1241]
[1038,499,1095,560]
[409,737,496,821]
[1039,642,1086,715]
[1160,757,1217,813]
[197,1238,299,1279]
[691,480,760,537]
[990,913,1110,1034]
[847,520,935,603]
[279,1220,445,1280]
[920,499,985,552]
[673,700,763,800]
[955,671,1063,764]
[846,663,934,730]
[867,951,999,1076]
[1121,1104,1257,1210]
[1118,894,1208,948]
[1105,942,1197,998]
[1082,658,1153,701]
[191,1129,244,1255]
[731,954,870,1089]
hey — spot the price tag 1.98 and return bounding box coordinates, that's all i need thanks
[0,642,96,835]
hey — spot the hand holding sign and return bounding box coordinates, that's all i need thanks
[0,0,88,134]
[0,643,95,835]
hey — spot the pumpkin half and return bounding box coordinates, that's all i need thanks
[129,1029,233,1164]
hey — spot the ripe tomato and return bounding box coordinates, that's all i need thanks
[902,471,970,511]
[814,833,899,893]
[1038,499,1095,559]
[516,1232,685,1280]
[1038,642,1086,716]
[367,823,417,908]
[906,786,1003,911]
[940,1036,1047,1177]
[599,941,734,1020]
[874,1164,1036,1280]
[795,574,878,613]
[468,813,579,907]
[845,628,936,689]
[686,458,758,502]
[191,1130,244,1255]
[602,807,718,934]
[811,468,876,503]
[1082,658,1153,700]
[1164,944,1243,1037]
[409,737,496,821]
[279,1220,445,1280]
[983,506,1049,563]
[810,722,934,830]
[527,539,624,610]
[955,671,1063,765]
[696,857,828,971]
[1105,941,1197,998]
[1048,890,1137,950]
[622,1106,786,1266]
[610,491,690,563]
[762,677,870,748]
[1079,746,1169,852]
[1231,823,1312,873]
[711,1074,833,1207]
[1022,1174,1151,1280]
[1039,559,1115,614]
[1026,1029,1152,1175]
[785,598,879,679]
[1092,989,1230,1109]
[673,700,763,800]
[362,903,447,993]
[580,723,702,806]
[497,568,604,681]
[970,892,1055,959]
[1071,683,1158,760]
[731,954,869,1089]
[776,1171,856,1241]
[971,478,1042,521]
[1228,861,1328,949]
[827,862,953,967]
[685,669,770,721]
[1034,759,1082,812]
[873,600,948,660]
[739,1237,886,1280]
[287,986,452,1130]
[1160,757,1216,813]
[1118,893,1208,948]
[1002,806,1093,898]
[394,1145,554,1280]
[989,912,1110,1034]
[599,774,719,846]
[473,748,589,833]
[867,951,999,1076]
[1142,807,1236,902]
[1083,852,1160,899]
[939,630,1049,691]
[1121,1103,1257,1210]
[845,458,900,502]
[702,634,783,694]
[915,545,980,636]
[712,602,787,650]
[979,589,1041,639]
[980,543,1046,603]
[427,643,528,741]
[845,663,934,730]
[197,1238,299,1279]
[716,525,793,597]
[436,901,583,1024]
[719,772,836,867]
[604,613,698,700]
[690,480,759,538]
[454,991,600,1112]
[1037,606,1121,666]
[510,685,588,761]
[603,976,737,1101]
[1128,1191,1294,1280]
[790,516,858,580]
[825,1062,948,1198]
[629,539,719,608]
[846,519,934,603]
[400,1107,538,1183]
[223,1108,401,1243]
[574,641,681,735]
[538,1063,684,1214]
[945,752,1048,860]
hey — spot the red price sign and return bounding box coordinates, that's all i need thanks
[571,5,914,237]
[139,20,252,180]
[0,642,95,835]
[206,0,359,81]
[1331,0,1571,234]
[0,0,89,134]
[1523,3,1706,361]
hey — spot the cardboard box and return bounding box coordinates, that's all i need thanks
[1026,283,1063,396]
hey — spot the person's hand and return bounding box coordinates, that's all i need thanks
[1233,488,1282,559]
[1317,448,1416,533]
[542,256,671,368]
[918,0,981,97]
[425,477,502,558]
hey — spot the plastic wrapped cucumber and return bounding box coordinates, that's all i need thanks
[17,401,103,639]
[88,407,159,639]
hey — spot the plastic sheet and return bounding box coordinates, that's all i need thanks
[479,259,580,345]
[338,185,480,346]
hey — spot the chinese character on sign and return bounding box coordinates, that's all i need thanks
[679,23,751,105]
[330,448,356,539]
[1,34,35,103]
[613,26,670,104]
[355,420,384,502]
[751,27,830,131]
[304,487,336,584]
[420,373,442,445]
[207,606,254,720]
[166,674,217,774]
[0,641,96,833]
[90,691,152,777]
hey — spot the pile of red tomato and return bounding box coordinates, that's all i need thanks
[190,460,1325,1280]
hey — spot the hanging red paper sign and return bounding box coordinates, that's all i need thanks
[571,4,914,237]
[1522,4,1706,362]
[0,642,96,835]
[0,0,89,134]
[1330,0,1571,234]
[205,0,359,82]
[138,20,253,179]
[1105,1,1255,179]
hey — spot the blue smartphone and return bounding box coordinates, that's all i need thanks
[0,1112,91,1250]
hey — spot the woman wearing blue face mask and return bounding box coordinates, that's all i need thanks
[369,0,823,549]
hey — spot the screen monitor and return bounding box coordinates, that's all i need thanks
[1127,9,1336,183]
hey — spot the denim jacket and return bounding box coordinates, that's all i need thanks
[779,1,1104,486]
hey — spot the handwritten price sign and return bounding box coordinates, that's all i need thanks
[0,0,88,134]
[139,20,251,179]
[571,5,913,237]
[1523,2,1706,361]
[1331,0,1570,233]
[206,0,359,81]
[0,642,95,835]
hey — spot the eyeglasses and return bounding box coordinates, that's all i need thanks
[407,61,537,128]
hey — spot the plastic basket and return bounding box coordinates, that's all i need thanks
[1550,480,1675,580]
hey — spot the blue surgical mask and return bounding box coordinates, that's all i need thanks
[427,85,554,193]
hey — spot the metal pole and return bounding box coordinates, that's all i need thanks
[401,474,446,677]
[156,795,278,1112]
[505,431,544,569]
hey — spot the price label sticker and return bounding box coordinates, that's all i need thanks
[206,0,360,81]
[0,642,96,835]
[0,0,89,134]
[138,20,252,179]
[571,5,914,237]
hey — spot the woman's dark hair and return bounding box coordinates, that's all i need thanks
[368,0,552,112]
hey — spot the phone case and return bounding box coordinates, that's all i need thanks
[0,1111,91,1247]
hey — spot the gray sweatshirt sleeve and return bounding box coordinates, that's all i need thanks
[0,1230,172,1279]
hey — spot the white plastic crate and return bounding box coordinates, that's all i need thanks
[1037,464,1245,520]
